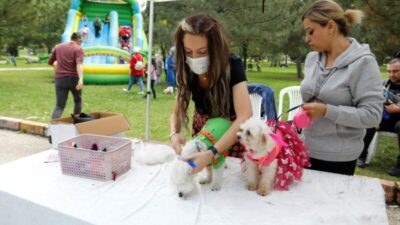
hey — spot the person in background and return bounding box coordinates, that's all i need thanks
[123,47,144,94]
[358,57,400,176]
[93,16,102,38]
[169,13,252,174]
[103,14,110,26]
[80,24,89,40]
[300,0,384,175]
[165,47,176,91]
[48,32,84,119]
[144,58,157,99]
[10,54,17,66]
[119,26,131,49]
[155,53,163,84]
[81,14,88,22]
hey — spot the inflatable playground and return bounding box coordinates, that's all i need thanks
[62,0,148,84]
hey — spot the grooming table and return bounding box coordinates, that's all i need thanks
[0,145,388,225]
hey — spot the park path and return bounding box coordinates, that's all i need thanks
[0,67,52,72]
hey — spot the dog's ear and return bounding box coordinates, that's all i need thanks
[261,125,271,145]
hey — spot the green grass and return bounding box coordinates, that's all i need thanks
[0,61,398,181]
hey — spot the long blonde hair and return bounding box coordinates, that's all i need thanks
[302,0,364,36]
[174,13,231,129]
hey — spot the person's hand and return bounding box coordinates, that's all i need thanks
[302,102,327,119]
[170,133,185,154]
[385,103,400,114]
[182,150,214,174]
[76,79,83,91]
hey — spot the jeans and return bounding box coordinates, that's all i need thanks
[359,115,400,161]
[52,76,82,119]
[247,83,277,120]
[166,69,176,88]
[127,75,144,92]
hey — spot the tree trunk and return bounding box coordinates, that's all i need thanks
[242,42,248,70]
[296,57,303,79]
[46,43,53,54]
[285,54,288,65]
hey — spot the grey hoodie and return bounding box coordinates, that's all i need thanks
[300,38,384,162]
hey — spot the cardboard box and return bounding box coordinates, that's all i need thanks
[49,112,130,148]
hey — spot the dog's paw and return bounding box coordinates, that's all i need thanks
[246,183,257,191]
[211,182,222,191]
[211,186,221,191]
[199,177,212,184]
[256,188,271,196]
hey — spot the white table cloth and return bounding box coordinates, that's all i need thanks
[0,147,388,225]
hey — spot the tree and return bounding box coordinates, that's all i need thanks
[0,0,69,55]
[360,0,400,63]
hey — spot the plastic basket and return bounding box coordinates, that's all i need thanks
[57,134,132,181]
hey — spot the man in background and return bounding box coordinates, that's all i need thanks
[358,57,400,176]
[48,32,84,119]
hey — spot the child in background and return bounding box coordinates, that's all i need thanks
[80,25,89,40]
[146,58,157,99]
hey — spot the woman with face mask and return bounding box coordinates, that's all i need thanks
[169,13,252,173]
[300,0,384,175]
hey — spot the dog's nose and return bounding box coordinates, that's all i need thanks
[237,135,241,140]
[178,192,183,198]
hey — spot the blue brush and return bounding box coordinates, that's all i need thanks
[187,160,197,169]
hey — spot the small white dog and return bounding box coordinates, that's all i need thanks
[237,118,278,196]
[163,86,174,94]
[170,139,225,198]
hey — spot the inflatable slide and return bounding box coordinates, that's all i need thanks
[61,0,148,84]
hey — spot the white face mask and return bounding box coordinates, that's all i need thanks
[185,56,209,75]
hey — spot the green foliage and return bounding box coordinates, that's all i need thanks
[0,0,69,54]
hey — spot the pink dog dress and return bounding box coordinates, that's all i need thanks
[244,120,310,190]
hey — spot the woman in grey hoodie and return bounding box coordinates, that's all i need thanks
[300,0,384,175]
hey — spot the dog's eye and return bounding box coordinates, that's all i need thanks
[246,130,251,136]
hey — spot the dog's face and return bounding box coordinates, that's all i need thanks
[170,159,196,198]
[169,139,207,198]
[181,139,207,157]
[237,118,275,158]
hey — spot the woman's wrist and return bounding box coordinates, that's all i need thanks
[169,131,179,140]
[208,146,218,157]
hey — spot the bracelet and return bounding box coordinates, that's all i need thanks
[208,146,218,157]
[169,131,178,139]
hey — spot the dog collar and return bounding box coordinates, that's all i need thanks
[246,146,280,167]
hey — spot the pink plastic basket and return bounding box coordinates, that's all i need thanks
[57,134,132,181]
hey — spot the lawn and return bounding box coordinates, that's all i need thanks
[0,62,398,181]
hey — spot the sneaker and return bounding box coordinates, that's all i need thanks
[122,88,131,93]
[138,91,144,95]
[388,156,400,176]
[356,159,368,168]
[388,167,400,177]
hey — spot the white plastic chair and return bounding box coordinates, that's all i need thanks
[366,131,397,164]
[277,86,302,120]
[249,93,263,119]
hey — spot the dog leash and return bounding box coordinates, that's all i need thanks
[274,104,303,132]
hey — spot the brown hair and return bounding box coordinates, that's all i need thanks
[173,13,231,129]
[388,58,400,65]
[70,32,82,41]
[302,0,364,36]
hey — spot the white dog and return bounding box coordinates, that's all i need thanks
[163,86,174,94]
[169,139,225,198]
[237,118,278,196]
